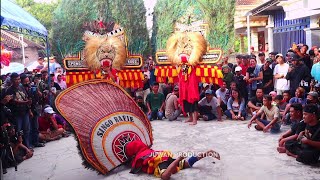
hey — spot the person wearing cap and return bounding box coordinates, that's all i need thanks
[306,91,319,105]
[198,89,222,121]
[311,82,320,94]
[222,65,233,88]
[248,95,281,133]
[286,53,311,97]
[284,104,320,164]
[274,54,289,95]
[258,52,266,65]
[261,58,273,94]
[5,73,33,148]
[199,83,210,100]
[233,66,248,102]
[245,56,263,98]
[38,106,66,141]
[164,86,181,121]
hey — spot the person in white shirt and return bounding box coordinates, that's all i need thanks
[198,89,222,121]
[273,54,289,95]
[215,81,229,112]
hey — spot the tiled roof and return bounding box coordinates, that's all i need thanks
[0,30,45,49]
[236,0,264,5]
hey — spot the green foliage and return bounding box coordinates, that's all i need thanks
[152,0,236,53]
[51,0,149,59]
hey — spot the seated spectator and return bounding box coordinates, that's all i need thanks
[284,104,320,164]
[165,86,181,121]
[282,87,306,124]
[198,89,222,121]
[216,81,230,112]
[199,83,210,100]
[146,82,165,120]
[225,88,246,120]
[269,91,277,106]
[277,103,305,153]
[306,91,319,105]
[247,88,263,116]
[275,95,287,118]
[248,95,281,133]
[136,96,148,114]
[38,106,67,141]
[282,90,291,103]
[10,127,33,164]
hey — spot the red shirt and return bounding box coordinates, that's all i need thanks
[239,64,248,76]
[38,116,62,131]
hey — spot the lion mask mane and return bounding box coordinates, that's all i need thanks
[166,32,207,66]
[83,34,126,71]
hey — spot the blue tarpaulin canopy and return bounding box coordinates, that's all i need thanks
[1,0,48,36]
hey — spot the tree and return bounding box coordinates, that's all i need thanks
[51,0,149,59]
[152,0,235,53]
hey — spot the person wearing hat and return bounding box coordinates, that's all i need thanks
[306,91,319,105]
[38,106,67,141]
[274,54,289,95]
[284,104,320,164]
[286,52,311,97]
[199,83,210,100]
[164,86,181,121]
[261,58,273,94]
[233,66,248,102]
[198,89,222,121]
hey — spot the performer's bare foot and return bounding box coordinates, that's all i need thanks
[189,122,197,125]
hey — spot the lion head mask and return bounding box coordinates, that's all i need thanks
[166,32,207,66]
[83,33,126,71]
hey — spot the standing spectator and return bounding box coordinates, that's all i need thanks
[245,56,262,98]
[258,52,266,65]
[269,51,278,70]
[55,74,67,90]
[165,86,181,121]
[222,56,233,69]
[277,103,305,153]
[222,65,233,88]
[233,66,248,102]
[273,54,289,95]
[294,44,312,71]
[148,61,156,87]
[240,55,249,76]
[216,81,230,112]
[247,88,264,116]
[146,82,165,120]
[225,88,246,120]
[286,53,311,97]
[248,95,281,133]
[198,89,222,121]
[5,73,32,148]
[232,54,243,73]
[311,58,320,82]
[261,58,273,94]
[284,104,320,164]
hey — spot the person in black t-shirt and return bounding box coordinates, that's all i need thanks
[261,58,273,94]
[247,88,263,116]
[285,104,320,164]
[277,103,305,153]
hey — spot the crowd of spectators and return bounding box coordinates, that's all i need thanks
[135,46,320,165]
[1,61,69,173]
